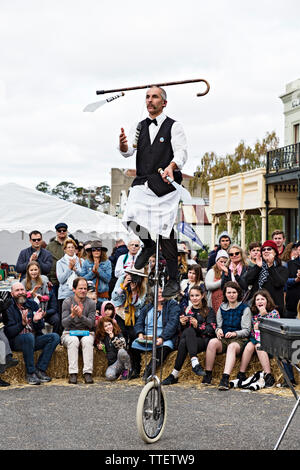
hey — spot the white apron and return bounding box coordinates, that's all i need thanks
[122,183,180,238]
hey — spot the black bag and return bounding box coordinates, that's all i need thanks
[147,170,183,197]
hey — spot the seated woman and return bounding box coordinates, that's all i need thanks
[111,268,147,348]
[203,281,251,390]
[56,238,82,314]
[180,264,204,312]
[205,250,229,314]
[130,287,180,380]
[95,316,131,381]
[162,285,216,385]
[236,289,279,388]
[80,240,112,305]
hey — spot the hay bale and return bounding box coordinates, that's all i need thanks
[1,345,295,387]
[2,345,108,385]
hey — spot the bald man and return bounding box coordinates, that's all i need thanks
[4,283,60,385]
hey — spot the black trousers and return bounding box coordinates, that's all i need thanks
[127,221,178,279]
[131,345,172,375]
[174,327,209,371]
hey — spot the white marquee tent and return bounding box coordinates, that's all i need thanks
[0,183,128,264]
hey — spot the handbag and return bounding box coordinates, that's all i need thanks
[147,170,183,197]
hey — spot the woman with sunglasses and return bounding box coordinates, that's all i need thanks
[162,285,216,385]
[220,244,248,295]
[244,240,288,315]
[79,240,112,305]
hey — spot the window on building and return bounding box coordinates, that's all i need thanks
[294,123,299,144]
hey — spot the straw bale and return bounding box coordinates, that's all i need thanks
[1,346,296,387]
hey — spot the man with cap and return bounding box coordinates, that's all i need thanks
[286,241,300,318]
[207,231,232,270]
[243,240,288,315]
[46,223,69,298]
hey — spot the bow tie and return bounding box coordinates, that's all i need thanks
[146,118,158,126]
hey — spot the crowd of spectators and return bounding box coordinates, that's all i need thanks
[1,224,299,390]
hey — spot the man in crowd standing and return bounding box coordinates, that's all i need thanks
[61,277,96,384]
[119,86,188,298]
[16,230,53,281]
[207,231,232,270]
[272,229,286,258]
[4,282,60,385]
[46,223,69,298]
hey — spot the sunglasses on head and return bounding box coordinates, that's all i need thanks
[31,238,41,242]
[229,251,240,257]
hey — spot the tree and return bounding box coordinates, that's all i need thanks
[189,131,281,245]
[35,181,51,194]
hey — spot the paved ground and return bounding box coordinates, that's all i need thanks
[0,380,299,452]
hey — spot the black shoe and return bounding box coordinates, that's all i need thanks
[264,373,275,388]
[134,242,156,270]
[35,369,52,383]
[237,371,247,387]
[162,279,180,298]
[192,363,206,377]
[202,371,212,385]
[5,355,19,370]
[218,374,230,391]
[83,373,94,384]
[69,373,78,384]
[162,374,178,385]
[26,373,41,385]
[0,377,10,387]
[143,364,152,381]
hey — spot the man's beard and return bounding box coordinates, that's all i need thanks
[15,295,27,305]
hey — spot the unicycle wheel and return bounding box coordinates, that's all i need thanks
[136,380,167,443]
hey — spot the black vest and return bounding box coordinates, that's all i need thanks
[132,116,175,187]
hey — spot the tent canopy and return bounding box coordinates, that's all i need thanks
[0,182,128,240]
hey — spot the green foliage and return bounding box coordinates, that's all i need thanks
[189,131,279,194]
[35,181,111,212]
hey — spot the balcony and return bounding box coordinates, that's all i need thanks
[267,143,300,174]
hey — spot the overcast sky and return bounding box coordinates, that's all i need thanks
[1,0,300,192]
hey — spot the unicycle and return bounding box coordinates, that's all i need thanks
[136,233,167,443]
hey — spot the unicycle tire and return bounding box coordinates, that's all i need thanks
[136,380,167,443]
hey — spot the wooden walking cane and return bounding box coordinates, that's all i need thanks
[96,78,210,97]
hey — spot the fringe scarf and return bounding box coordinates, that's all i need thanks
[120,282,137,326]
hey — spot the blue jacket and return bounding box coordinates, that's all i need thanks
[79,259,112,294]
[4,298,45,341]
[16,247,53,280]
[134,299,180,343]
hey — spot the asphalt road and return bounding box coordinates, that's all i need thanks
[0,380,299,452]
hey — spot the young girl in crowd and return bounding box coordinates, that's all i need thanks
[95,317,131,381]
[180,264,204,311]
[22,261,50,309]
[203,281,251,390]
[162,285,216,385]
[95,300,117,326]
[205,250,229,313]
[237,289,279,388]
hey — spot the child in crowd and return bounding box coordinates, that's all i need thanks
[162,285,216,385]
[95,317,131,381]
[236,289,279,388]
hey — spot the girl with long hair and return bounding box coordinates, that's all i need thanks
[22,261,49,308]
[205,250,229,313]
[162,285,216,385]
[236,289,279,388]
[180,264,204,311]
[95,317,131,380]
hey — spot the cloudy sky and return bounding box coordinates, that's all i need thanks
[1,0,300,192]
